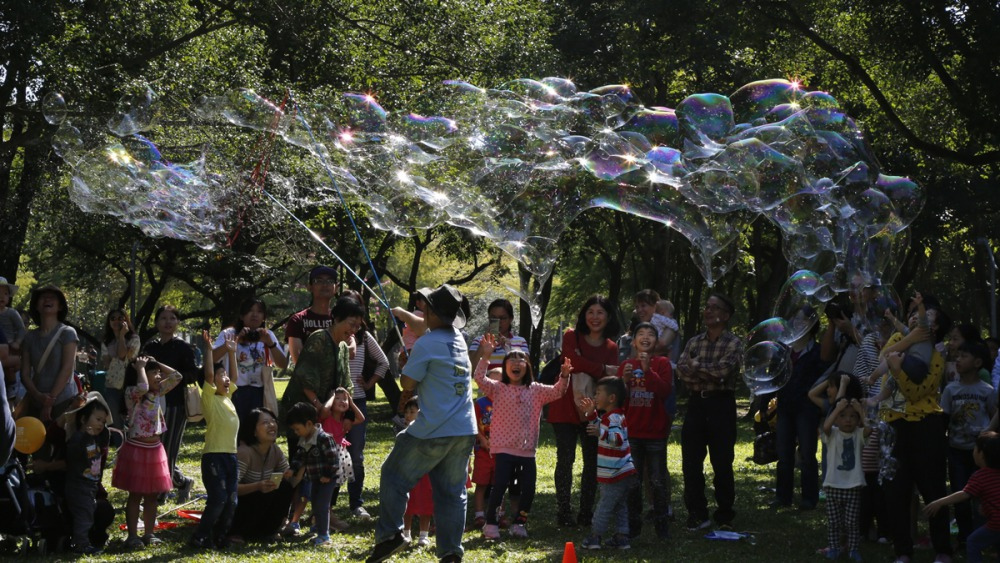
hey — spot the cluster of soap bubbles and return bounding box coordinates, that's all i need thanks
[45,77,921,342]
[44,88,243,249]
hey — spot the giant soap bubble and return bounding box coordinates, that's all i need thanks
[49,78,922,325]
[743,341,792,395]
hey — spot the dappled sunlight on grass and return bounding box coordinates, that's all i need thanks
[5,389,919,561]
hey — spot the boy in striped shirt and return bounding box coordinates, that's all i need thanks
[925,432,1000,563]
[578,377,637,550]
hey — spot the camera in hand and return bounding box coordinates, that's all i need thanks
[242,329,260,342]
[825,302,844,320]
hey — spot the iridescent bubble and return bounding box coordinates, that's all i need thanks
[676,93,735,143]
[52,77,921,327]
[743,341,792,394]
[42,92,67,126]
[747,318,793,346]
[621,109,679,146]
[730,79,801,123]
[51,124,84,160]
[107,87,157,136]
[774,273,823,341]
[876,174,923,231]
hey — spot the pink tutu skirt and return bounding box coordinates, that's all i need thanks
[112,439,173,494]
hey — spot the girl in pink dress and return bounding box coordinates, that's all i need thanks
[111,356,181,549]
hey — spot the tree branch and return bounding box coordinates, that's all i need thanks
[766,0,1000,166]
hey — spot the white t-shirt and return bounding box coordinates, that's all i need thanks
[822,426,866,489]
[214,327,285,388]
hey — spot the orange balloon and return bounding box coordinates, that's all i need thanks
[15,416,46,455]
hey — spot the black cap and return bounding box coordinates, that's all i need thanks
[414,284,471,329]
[309,265,337,283]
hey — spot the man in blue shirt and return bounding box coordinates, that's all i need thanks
[368,284,475,563]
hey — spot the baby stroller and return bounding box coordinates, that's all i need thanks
[0,457,69,554]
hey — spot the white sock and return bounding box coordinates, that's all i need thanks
[475,511,485,518]
[419,531,429,539]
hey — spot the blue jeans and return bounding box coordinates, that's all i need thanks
[592,474,637,538]
[629,438,669,537]
[311,478,336,538]
[346,398,368,510]
[967,525,1000,563]
[775,401,820,506]
[375,432,475,558]
[197,453,238,542]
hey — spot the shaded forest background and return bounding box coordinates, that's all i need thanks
[2,0,998,357]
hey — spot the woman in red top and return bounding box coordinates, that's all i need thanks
[549,295,619,527]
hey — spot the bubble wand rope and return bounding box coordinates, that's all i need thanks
[288,96,407,354]
[287,98,398,317]
[260,188,387,307]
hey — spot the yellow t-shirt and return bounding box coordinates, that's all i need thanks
[202,381,239,454]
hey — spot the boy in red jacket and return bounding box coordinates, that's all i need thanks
[618,322,672,539]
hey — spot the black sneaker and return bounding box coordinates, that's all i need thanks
[439,554,462,563]
[366,532,408,563]
[685,515,711,531]
[72,544,102,555]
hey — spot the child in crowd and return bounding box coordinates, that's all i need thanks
[63,392,111,555]
[470,367,501,530]
[821,398,870,561]
[287,401,340,547]
[618,322,672,539]
[189,331,240,549]
[810,371,865,412]
[111,355,182,549]
[940,340,997,542]
[651,300,679,354]
[401,396,433,546]
[473,335,572,539]
[867,293,937,402]
[580,377,637,550]
[321,386,363,531]
[925,432,1000,563]
[859,403,889,544]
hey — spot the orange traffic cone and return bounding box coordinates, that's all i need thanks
[562,541,578,563]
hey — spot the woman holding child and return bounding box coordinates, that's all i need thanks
[548,295,619,527]
[878,297,953,562]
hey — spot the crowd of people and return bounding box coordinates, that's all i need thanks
[3,270,1000,563]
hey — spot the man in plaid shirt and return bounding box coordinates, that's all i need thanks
[675,293,743,532]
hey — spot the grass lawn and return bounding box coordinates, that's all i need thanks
[6,381,928,562]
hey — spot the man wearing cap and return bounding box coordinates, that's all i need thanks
[368,284,476,563]
[285,266,338,365]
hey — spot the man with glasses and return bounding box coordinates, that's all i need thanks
[676,293,743,532]
[285,265,338,364]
